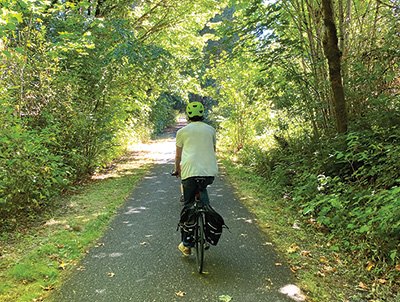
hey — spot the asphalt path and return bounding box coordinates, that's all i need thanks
[50,124,303,302]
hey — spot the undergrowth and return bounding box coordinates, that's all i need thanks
[220,124,400,301]
[0,158,150,302]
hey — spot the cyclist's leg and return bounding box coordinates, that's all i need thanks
[180,177,198,248]
[182,177,197,207]
[198,177,214,206]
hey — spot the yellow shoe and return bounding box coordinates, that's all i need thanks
[178,242,191,256]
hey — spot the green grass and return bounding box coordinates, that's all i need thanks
[219,154,399,302]
[0,157,151,302]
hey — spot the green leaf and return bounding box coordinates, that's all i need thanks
[6,22,16,30]
[358,225,370,233]
[346,223,356,229]
[219,295,233,302]
[335,152,344,159]
[2,51,11,58]
[15,47,24,55]
[16,0,28,9]
[330,245,340,251]
[390,251,396,262]
[12,12,23,23]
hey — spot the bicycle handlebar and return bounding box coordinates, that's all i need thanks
[170,169,178,176]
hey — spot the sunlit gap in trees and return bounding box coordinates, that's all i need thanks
[255,0,277,42]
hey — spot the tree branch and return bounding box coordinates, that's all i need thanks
[376,0,398,9]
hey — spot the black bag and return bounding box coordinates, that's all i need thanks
[178,205,197,246]
[203,205,228,246]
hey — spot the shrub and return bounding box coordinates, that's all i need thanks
[284,128,400,264]
[0,122,70,220]
[225,122,400,265]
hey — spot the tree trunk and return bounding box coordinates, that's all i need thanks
[321,0,347,134]
[338,0,344,51]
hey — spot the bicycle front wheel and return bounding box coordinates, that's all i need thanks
[195,213,205,273]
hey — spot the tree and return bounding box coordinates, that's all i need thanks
[0,0,229,219]
[321,0,347,133]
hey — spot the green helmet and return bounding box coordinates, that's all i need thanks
[186,102,204,118]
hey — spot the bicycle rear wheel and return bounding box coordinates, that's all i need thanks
[195,213,205,273]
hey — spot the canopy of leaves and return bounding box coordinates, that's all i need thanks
[0,0,229,221]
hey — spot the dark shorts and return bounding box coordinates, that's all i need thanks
[182,176,214,206]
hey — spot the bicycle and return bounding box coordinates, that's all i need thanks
[193,189,211,273]
[171,171,209,274]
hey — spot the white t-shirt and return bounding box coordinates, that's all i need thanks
[176,122,218,180]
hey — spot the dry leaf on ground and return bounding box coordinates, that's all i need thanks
[287,243,300,254]
[320,266,337,274]
[40,283,54,291]
[319,256,329,264]
[290,265,304,273]
[301,251,311,257]
[59,261,68,270]
[366,261,374,271]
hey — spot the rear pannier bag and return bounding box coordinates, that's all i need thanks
[178,205,197,246]
[204,205,228,246]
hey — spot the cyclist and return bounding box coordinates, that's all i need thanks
[172,101,218,256]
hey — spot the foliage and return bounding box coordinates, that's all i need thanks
[291,127,400,259]
[0,0,228,222]
[0,151,149,302]
[222,123,400,297]
[204,0,400,299]
[2,0,400,299]
[220,126,400,300]
[0,118,70,216]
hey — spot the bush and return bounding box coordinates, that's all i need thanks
[283,128,400,265]
[224,123,400,266]
[0,122,70,220]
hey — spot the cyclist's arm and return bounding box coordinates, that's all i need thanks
[174,146,183,177]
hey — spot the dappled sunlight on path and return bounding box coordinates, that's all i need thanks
[127,139,176,165]
[91,119,186,181]
[125,117,187,165]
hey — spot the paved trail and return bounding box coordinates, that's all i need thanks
[50,123,304,302]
